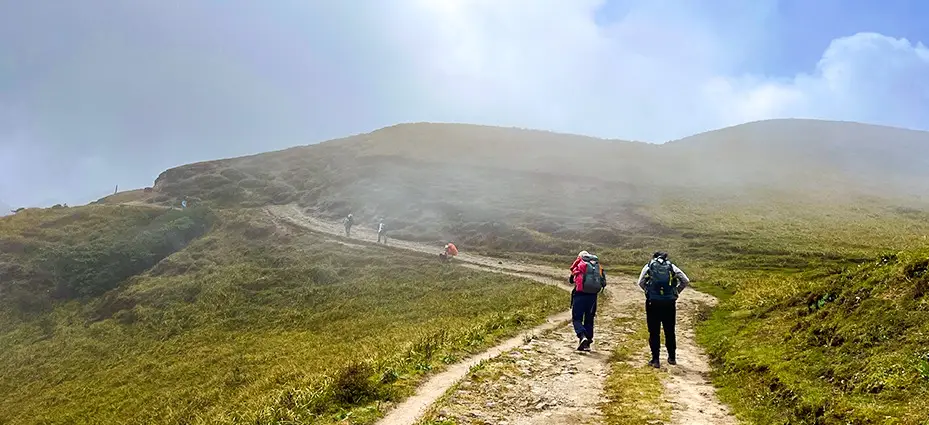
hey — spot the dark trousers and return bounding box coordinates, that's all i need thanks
[572,292,598,340]
[646,300,676,360]
[378,231,387,243]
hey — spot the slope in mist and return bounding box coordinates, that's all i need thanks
[137,117,929,424]
[145,119,929,258]
[9,118,929,425]
[667,118,929,195]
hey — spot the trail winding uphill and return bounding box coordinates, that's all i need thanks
[266,204,737,425]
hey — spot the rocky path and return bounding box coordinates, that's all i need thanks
[423,322,618,425]
[265,204,737,425]
[380,311,573,425]
[418,283,641,425]
[661,290,737,425]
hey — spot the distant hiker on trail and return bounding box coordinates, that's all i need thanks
[343,214,354,237]
[181,198,188,209]
[569,250,606,352]
[638,251,690,368]
[440,242,458,261]
[377,220,387,244]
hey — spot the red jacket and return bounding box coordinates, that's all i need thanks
[570,257,583,273]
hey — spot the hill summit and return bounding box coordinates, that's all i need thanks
[145,117,928,223]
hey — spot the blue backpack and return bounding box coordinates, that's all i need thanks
[646,258,677,301]
[579,256,604,294]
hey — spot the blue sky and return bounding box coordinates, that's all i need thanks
[595,0,929,75]
[1,0,928,208]
[765,0,929,74]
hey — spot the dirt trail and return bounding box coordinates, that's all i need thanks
[422,281,643,425]
[265,204,737,425]
[381,311,573,425]
[662,290,737,425]
[421,282,736,425]
[266,205,566,281]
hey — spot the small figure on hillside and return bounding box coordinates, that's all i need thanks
[638,251,690,368]
[343,213,354,237]
[377,220,387,244]
[569,250,606,352]
[181,198,188,209]
[440,241,459,261]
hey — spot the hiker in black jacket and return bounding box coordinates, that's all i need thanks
[637,251,690,368]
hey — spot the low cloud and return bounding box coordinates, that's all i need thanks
[1,0,927,206]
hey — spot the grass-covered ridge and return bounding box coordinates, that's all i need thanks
[144,120,929,261]
[43,188,928,424]
[0,206,565,425]
[696,250,929,425]
[0,205,213,313]
[10,119,929,423]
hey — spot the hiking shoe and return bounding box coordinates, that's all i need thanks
[577,337,589,351]
[668,357,677,366]
[648,359,661,369]
[580,339,592,352]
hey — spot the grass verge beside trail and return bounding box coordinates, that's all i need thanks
[601,316,670,425]
[694,255,929,425]
[0,207,565,425]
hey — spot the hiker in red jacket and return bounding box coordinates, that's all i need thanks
[440,242,459,261]
[569,251,606,351]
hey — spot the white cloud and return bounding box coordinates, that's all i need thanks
[357,0,929,141]
[714,33,929,129]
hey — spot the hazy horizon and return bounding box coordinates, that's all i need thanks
[3,1,929,208]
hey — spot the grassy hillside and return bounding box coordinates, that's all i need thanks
[0,205,565,424]
[137,119,929,423]
[94,188,158,205]
[589,195,929,424]
[623,198,929,423]
[145,120,929,258]
[10,118,929,423]
[667,119,929,195]
[693,247,929,424]
[0,204,213,314]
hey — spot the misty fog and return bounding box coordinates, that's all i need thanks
[3,1,929,209]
